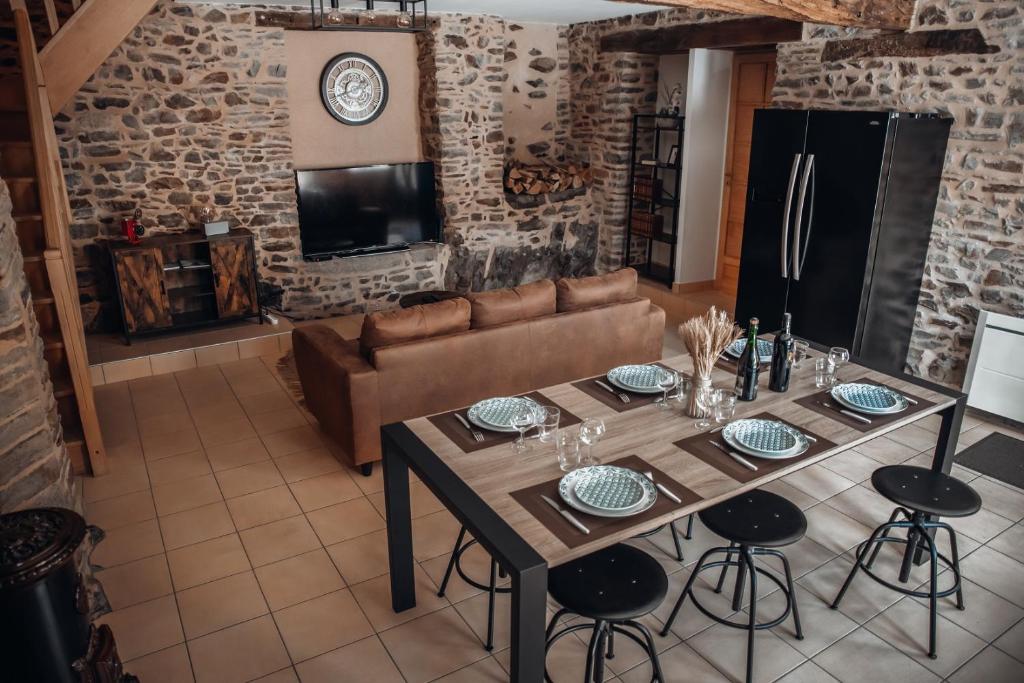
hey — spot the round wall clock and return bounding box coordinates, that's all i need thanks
[320,52,389,126]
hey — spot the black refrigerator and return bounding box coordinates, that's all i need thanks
[734,109,951,375]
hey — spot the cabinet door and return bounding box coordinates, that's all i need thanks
[114,248,173,332]
[210,237,259,319]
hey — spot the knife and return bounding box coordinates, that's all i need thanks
[708,440,759,471]
[643,471,682,503]
[821,401,872,424]
[540,495,590,534]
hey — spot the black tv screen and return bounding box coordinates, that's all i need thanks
[295,162,441,259]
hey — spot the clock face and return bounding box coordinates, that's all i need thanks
[320,53,389,125]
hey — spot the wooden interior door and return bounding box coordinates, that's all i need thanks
[113,248,173,332]
[210,236,259,318]
[715,50,777,294]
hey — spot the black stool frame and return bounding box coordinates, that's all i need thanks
[633,515,694,562]
[660,544,803,683]
[831,506,964,659]
[438,527,511,651]
[545,607,664,683]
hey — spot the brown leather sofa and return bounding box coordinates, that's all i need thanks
[292,268,665,473]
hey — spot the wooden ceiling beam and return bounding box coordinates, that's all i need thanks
[601,16,803,53]
[607,0,914,30]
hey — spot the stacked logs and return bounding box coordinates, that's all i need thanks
[504,161,592,195]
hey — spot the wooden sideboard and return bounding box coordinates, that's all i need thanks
[110,230,261,344]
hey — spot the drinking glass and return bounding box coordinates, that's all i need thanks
[656,369,680,411]
[829,346,850,381]
[510,405,537,453]
[694,386,721,431]
[537,406,561,443]
[556,431,580,472]
[715,393,736,424]
[674,373,693,404]
[793,340,810,368]
[815,358,836,388]
[579,418,606,466]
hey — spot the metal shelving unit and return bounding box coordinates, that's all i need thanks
[624,113,685,287]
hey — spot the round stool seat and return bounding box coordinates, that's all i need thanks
[548,544,667,622]
[699,489,806,548]
[872,465,981,518]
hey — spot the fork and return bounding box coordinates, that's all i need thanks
[595,379,631,404]
[454,413,485,442]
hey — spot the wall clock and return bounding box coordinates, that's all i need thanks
[320,52,389,126]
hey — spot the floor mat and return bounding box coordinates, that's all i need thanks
[955,432,1024,490]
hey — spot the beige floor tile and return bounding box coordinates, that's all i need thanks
[240,515,322,567]
[197,416,258,449]
[273,588,374,662]
[85,490,156,530]
[949,507,1016,544]
[187,615,290,683]
[798,555,902,625]
[688,620,807,683]
[451,589,515,653]
[307,497,385,546]
[993,618,1024,662]
[774,660,839,683]
[167,534,251,591]
[864,597,986,678]
[350,564,449,632]
[142,428,203,461]
[239,389,295,416]
[288,471,362,512]
[412,509,463,562]
[253,668,299,683]
[781,464,856,502]
[618,641,729,683]
[221,357,273,380]
[137,410,194,439]
[195,342,240,367]
[493,617,590,681]
[152,474,223,516]
[124,644,194,683]
[294,635,404,683]
[93,518,164,568]
[189,400,246,428]
[886,423,941,452]
[256,548,345,611]
[147,450,212,486]
[226,485,302,530]
[238,336,282,360]
[352,463,384,495]
[432,656,509,683]
[97,595,184,661]
[367,481,445,520]
[274,447,343,483]
[989,524,1024,564]
[177,571,269,639]
[855,435,921,466]
[973,478,1024,522]
[261,424,325,457]
[914,574,1024,643]
[104,357,153,384]
[378,606,489,683]
[820,449,885,484]
[960,546,1024,608]
[97,554,173,610]
[651,566,740,640]
[150,349,199,376]
[803,503,874,556]
[326,530,391,586]
[813,627,940,683]
[741,584,857,659]
[758,479,820,511]
[83,463,150,503]
[159,500,237,551]
[948,646,1024,683]
[215,460,285,499]
[205,436,270,471]
[824,483,899,530]
[419,543,499,605]
[253,407,309,437]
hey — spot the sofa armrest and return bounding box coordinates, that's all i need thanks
[647,303,667,359]
[292,326,382,467]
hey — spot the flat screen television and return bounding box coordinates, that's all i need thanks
[295,161,441,259]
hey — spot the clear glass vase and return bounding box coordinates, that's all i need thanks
[686,375,713,418]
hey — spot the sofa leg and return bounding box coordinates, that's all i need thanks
[360,463,374,477]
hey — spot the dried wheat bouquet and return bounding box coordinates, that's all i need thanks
[678,307,741,379]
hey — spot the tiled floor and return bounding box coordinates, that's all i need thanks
[83,327,1024,682]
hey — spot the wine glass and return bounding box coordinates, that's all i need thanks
[694,386,721,431]
[579,418,606,466]
[510,405,537,454]
[656,369,679,411]
[829,346,850,382]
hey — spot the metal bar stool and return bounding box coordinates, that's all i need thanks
[437,526,510,651]
[633,514,694,562]
[545,544,668,683]
[831,465,981,659]
[659,490,806,683]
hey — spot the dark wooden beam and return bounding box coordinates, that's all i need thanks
[607,0,913,30]
[601,16,803,53]
[822,28,999,61]
[253,9,316,30]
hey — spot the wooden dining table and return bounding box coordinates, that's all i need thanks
[381,344,966,682]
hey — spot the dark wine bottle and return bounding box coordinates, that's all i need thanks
[769,312,794,392]
[734,317,760,401]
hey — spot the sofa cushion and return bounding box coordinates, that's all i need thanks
[467,279,556,329]
[556,268,638,312]
[359,297,471,357]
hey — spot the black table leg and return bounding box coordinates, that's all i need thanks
[510,560,548,683]
[382,436,416,612]
[911,396,967,566]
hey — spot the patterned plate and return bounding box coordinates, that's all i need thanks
[831,383,909,415]
[722,419,810,460]
[607,364,670,394]
[558,466,657,518]
[467,396,542,433]
[573,466,648,511]
[725,338,773,363]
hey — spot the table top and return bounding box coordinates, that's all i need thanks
[396,349,958,568]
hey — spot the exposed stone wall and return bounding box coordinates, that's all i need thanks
[503,22,563,163]
[771,0,1024,386]
[0,179,77,513]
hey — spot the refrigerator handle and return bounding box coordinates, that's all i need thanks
[791,153,814,281]
[796,158,816,280]
[780,153,802,279]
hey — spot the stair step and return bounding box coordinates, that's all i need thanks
[0,141,36,177]
[0,112,30,143]
[14,215,46,256]
[5,176,40,215]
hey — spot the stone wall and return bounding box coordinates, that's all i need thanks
[771,0,1024,386]
[502,22,563,164]
[0,179,77,513]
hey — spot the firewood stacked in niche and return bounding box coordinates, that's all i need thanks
[504,161,592,195]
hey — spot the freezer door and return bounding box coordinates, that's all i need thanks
[734,109,808,330]
[785,110,891,350]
